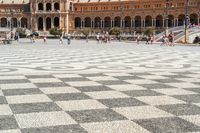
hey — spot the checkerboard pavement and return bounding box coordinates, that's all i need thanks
[1,72,200,133]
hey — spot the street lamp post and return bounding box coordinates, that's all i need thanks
[10,9,14,32]
[165,0,169,36]
[184,0,189,44]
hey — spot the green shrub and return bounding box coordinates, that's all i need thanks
[16,28,26,38]
[144,28,155,36]
[81,28,91,37]
[49,27,62,37]
[109,27,121,36]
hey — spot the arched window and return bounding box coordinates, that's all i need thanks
[46,17,51,30]
[75,17,81,28]
[38,17,43,30]
[135,16,141,28]
[104,17,111,28]
[46,3,51,11]
[38,3,43,11]
[1,18,7,27]
[85,17,91,27]
[54,3,59,11]
[21,17,28,28]
[94,17,101,28]
[114,16,121,27]
[54,17,59,27]
[124,16,131,28]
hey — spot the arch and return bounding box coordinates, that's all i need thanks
[46,3,51,11]
[21,17,28,28]
[85,17,91,27]
[178,14,185,26]
[124,16,131,28]
[168,15,174,27]
[46,17,51,30]
[94,17,101,28]
[0,18,7,27]
[38,3,43,11]
[75,17,81,28]
[114,16,121,27]
[156,15,163,27]
[54,2,59,11]
[104,16,111,28]
[38,17,43,31]
[135,16,141,28]
[54,17,59,27]
[11,18,17,28]
[190,13,198,25]
[145,15,152,27]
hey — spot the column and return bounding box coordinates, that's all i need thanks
[130,19,133,28]
[18,19,21,28]
[43,2,46,11]
[143,19,145,27]
[163,19,165,28]
[111,20,113,27]
[91,20,94,28]
[198,15,199,25]
[120,20,123,28]
[141,19,143,28]
[152,19,154,27]
[43,17,46,31]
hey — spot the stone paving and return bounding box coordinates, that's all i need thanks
[0,39,200,133]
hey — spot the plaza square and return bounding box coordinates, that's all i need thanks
[0,40,200,132]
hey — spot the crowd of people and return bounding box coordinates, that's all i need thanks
[161,33,175,46]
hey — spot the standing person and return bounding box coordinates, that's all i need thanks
[15,32,19,42]
[150,36,154,45]
[136,34,140,44]
[146,36,149,45]
[96,33,100,44]
[43,35,47,43]
[67,33,71,45]
[161,35,165,46]
[59,34,63,44]
[32,34,35,43]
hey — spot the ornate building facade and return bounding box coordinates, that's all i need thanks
[0,0,199,33]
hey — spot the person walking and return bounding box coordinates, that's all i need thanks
[67,33,71,45]
[136,34,140,44]
[146,36,150,45]
[96,33,100,44]
[150,36,154,45]
[43,35,47,43]
[59,34,63,44]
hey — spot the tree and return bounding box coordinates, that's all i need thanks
[81,28,91,42]
[144,28,155,36]
[16,28,26,38]
[49,27,62,37]
[109,27,121,36]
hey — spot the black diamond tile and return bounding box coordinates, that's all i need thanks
[47,93,91,101]
[0,96,7,104]
[2,88,43,96]
[97,80,130,85]
[99,98,147,108]
[76,86,112,92]
[172,94,200,103]
[0,116,19,130]
[68,109,127,123]
[157,104,200,116]
[21,125,87,133]
[138,83,174,89]
[123,90,163,97]
[10,102,62,114]
[134,117,200,133]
